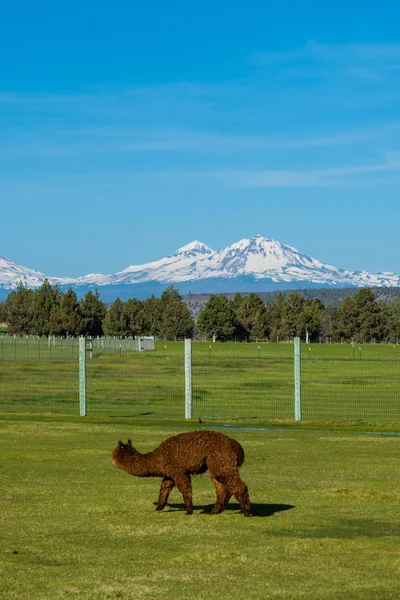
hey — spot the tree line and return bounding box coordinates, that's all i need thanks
[1,282,400,343]
[197,289,400,343]
[0,282,193,340]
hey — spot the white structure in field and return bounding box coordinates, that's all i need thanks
[136,336,155,352]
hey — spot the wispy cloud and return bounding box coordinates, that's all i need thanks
[254,40,400,64]
[2,121,400,159]
[252,40,400,81]
[216,157,400,188]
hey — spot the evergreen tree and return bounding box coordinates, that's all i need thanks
[58,289,82,336]
[141,295,162,336]
[252,309,270,340]
[31,280,61,336]
[124,298,145,336]
[80,290,106,337]
[387,297,400,343]
[334,296,357,341]
[268,292,286,342]
[353,288,385,343]
[103,297,128,337]
[236,293,268,340]
[280,291,305,340]
[320,304,335,342]
[197,294,237,341]
[3,282,34,335]
[230,292,243,314]
[298,298,324,342]
[159,286,194,340]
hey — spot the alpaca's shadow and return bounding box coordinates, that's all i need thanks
[157,502,295,517]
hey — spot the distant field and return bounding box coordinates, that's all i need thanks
[0,339,399,427]
[1,415,399,599]
[1,336,399,360]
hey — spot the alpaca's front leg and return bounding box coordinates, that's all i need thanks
[173,474,193,514]
[156,477,175,511]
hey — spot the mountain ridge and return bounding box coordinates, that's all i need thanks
[1,235,399,301]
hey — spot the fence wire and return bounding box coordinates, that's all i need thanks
[0,336,143,360]
[192,356,293,422]
[302,357,400,422]
[1,342,400,424]
[0,358,78,414]
[86,354,185,419]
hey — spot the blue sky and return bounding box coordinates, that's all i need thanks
[1,0,400,277]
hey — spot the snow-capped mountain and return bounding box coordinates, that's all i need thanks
[0,256,75,291]
[0,256,46,289]
[1,235,400,300]
[71,235,400,288]
[85,240,216,285]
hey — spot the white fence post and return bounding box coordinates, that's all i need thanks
[79,337,87,416]
[294,337,301,421]
[185,338,192,419]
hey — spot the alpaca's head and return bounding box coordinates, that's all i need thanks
[111,439,135,469]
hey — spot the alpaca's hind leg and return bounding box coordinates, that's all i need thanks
[229,475,251,516]
[156,477,175,511]
[211,476,231,514]
[173,473,193,514]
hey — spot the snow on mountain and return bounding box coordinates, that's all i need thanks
[79,240,217,286]
[0,256,47,289]
[1,236,400,294]
[79,235,400,288]
[0,256,75,290]
[205,235,327,278]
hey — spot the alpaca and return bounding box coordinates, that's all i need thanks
[111,430,251,516]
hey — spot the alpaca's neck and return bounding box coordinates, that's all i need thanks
[121,450,150,477]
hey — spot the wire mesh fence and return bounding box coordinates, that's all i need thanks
[0,336,79,360]
[301,357,400,422]
[85,354,185,419]
[192,356,294,422]
[0,359,78,414]
[1,339,400,424]
[0,335,147,360]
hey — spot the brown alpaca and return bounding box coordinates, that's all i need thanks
[111,430,251,516]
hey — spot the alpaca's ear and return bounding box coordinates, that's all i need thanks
[127,439,132,447]
[118,441,124,449]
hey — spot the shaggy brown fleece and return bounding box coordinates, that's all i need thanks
[111,430,251,515]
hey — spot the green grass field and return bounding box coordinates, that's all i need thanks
[1,415,399,599]
[1,337,399,360]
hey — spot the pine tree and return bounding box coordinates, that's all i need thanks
[298,298,324,343]
[3,282,34,335]
[197,294,237,341]
[31,280,61,336]
[334,296,357,341]
[387,297,400,343]
[124,298,145,336]
[159,286,194,340]
[80,290,106,337]
[58,289,82,337]
[236,293,268,340]
[280,291,305,340]
[353,288,385,343]
[230,292,243,314]
[141,295,162,336]
[268,293,286,342]
[320,304,335,342]
[103,298,128,337]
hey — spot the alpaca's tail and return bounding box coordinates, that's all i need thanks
[233,440,245,467]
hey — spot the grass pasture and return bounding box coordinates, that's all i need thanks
[1,415,399,599]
